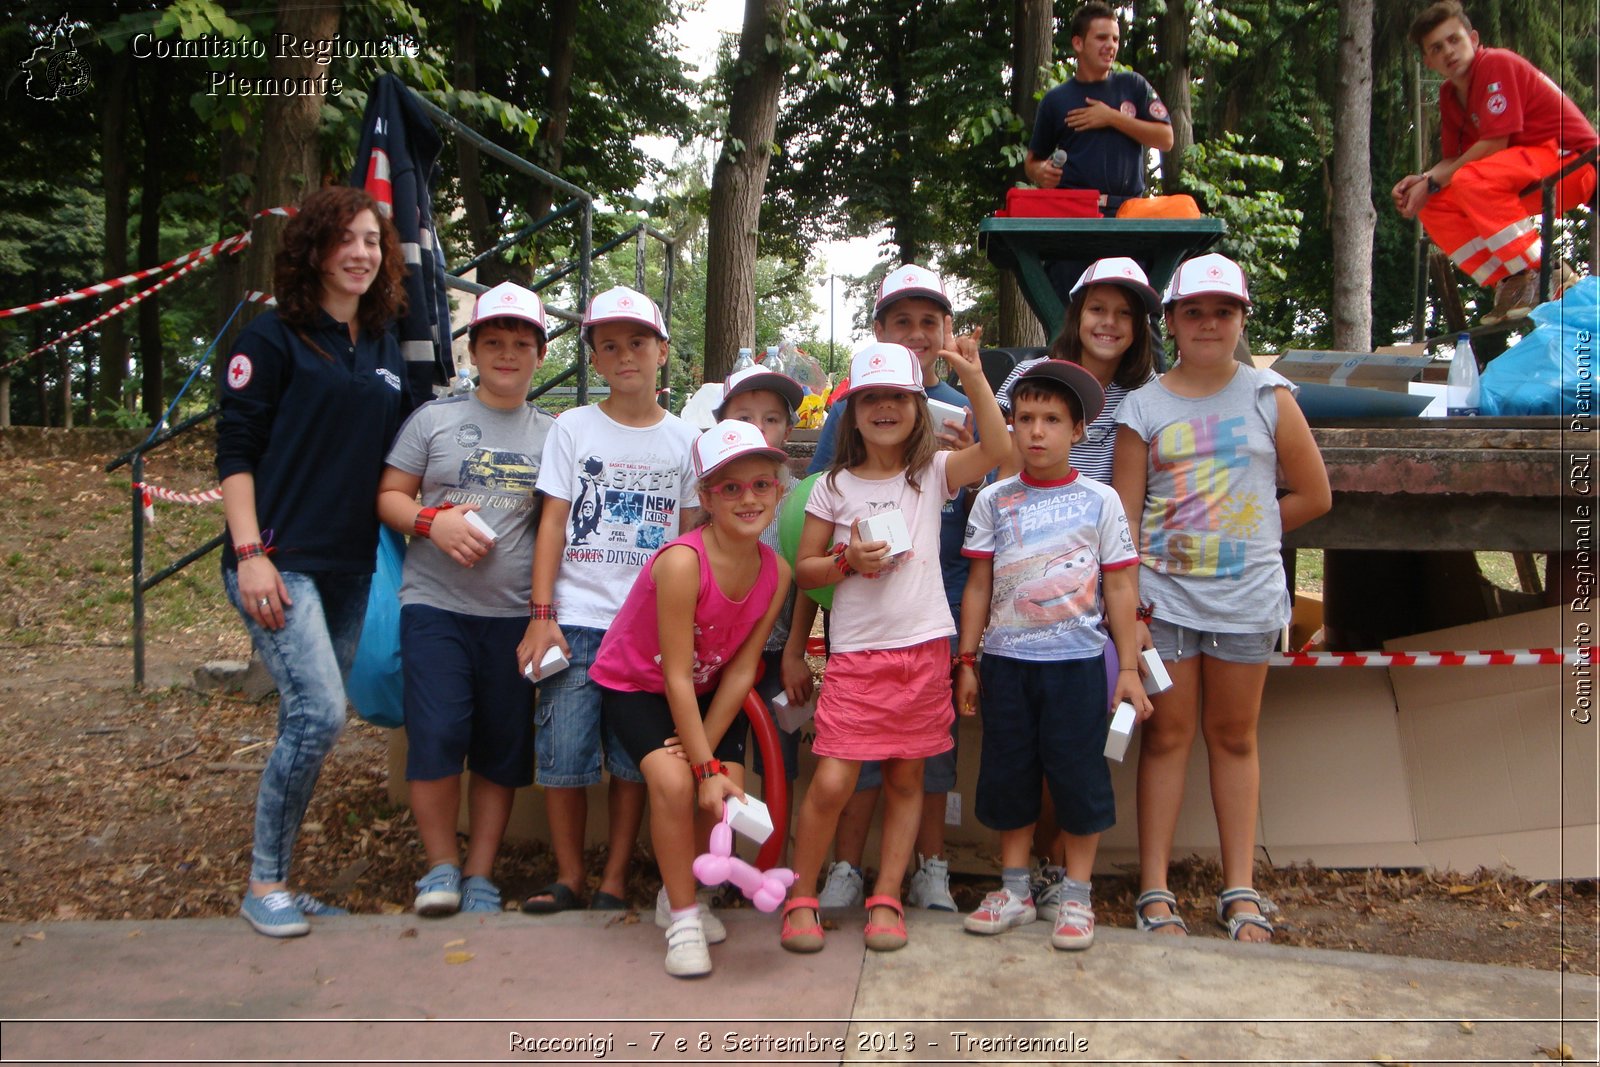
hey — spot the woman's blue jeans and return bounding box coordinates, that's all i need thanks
[224,568,369,884]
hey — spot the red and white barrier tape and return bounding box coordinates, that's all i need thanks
[1270,649,1580,667]
[803,636,1582,666]
[135,482,224,506]
[0,206,294,320]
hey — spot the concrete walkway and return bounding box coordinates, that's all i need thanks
[3,909,1594,1065]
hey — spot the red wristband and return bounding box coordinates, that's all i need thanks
[529,603,558,621]
[1135,602,1155,623]
[414,502,456,539]
[692,758,727,781]
[234,541,267,562]
[831,541,855,577]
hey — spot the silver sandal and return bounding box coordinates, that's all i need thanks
[1216,886,1274,941]
[1133,888,1188,934]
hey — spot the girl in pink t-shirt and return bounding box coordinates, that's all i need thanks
[590,421,790,978]
[782,338,1010,954]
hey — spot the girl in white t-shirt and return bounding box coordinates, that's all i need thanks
[780,337,1010,954]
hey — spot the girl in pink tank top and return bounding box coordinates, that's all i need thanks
[590,421,791,978]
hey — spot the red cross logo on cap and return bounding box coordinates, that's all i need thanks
[870,356,884,368]
[501,292,517,303]
[1122,266,1136,277]
[1207,266,1224,279]
[903,272,917,284]
[723,430,740,444]
[618,296,633,308]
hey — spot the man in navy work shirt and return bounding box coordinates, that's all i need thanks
[1023,2,1174,302]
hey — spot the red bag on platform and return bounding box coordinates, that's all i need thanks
[997,188,1103,218]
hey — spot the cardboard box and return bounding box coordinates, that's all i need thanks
[724,795,774,844]
[1289,590,1324,652]
[1140,648,1173,694]
[522,646,570,681]
[1104,702,1136,761]
[1274,349,1430,392]
[769,690,815,733]
[858,509,912,557]
[926,397,968,432]
[1274,350,1434,419]
[464,509,498,544]
[1386,606,1593,880]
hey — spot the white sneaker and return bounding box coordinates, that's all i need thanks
[818,861,864,909]
[654,886,726,944]
[906,854,957,911]
[963,888,1036,935]
[663,914,712,978]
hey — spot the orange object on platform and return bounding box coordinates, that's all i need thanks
[1116,194,1202,219]
[1419,143,1596,287]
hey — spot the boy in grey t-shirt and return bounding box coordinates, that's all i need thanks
[377,282,555,917]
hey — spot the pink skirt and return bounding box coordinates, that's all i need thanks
[813,638,955,761]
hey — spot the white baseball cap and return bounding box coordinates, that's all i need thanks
[874,264,952,318]
[1163,253,1252,307]
[837,342,923,399]
[581,285,669,344]
[693,419,788,480]
[717,365,804,417]
[470,281,547,339]
[1070,257,1161,315]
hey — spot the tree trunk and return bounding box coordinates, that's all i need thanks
[137,64,168,424]
[1331,0,1375,351]
[453,7,497,282]
[237,0,341,336]
[1157,0,1194,190]
[1000,0,1050,348]
[96,49,132,421]
[703,0,788,382]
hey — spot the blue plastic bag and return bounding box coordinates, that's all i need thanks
[1480,275,1600,416]
[346,525,405,729]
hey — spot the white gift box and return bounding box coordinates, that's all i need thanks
[926,397,968,433]
[858,509,912,557]
[523,646,570,681]
[1104,701,1137,762]
[724,795,774,844]
[463,510,499,544]
[1140,647,1173,694]
[768,690,815,733]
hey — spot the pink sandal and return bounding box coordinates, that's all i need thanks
[780,896,825,953]
[863,894,907,952]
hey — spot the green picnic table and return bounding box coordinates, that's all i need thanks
[978,216,1226,333]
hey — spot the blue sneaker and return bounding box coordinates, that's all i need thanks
[414,863,462,916]
[460,876,503,913]
[291,893,348,917]
[241,890,310,938]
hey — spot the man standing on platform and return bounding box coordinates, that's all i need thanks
[1023,2,1174,301]
[1392,1,1595,325]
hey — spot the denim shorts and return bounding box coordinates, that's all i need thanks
[401,604,535,788]
[1149,619,1280,664]
[974,653,1115,837]
[533,626,642,787]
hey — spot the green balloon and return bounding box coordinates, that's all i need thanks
[779,472,834,610]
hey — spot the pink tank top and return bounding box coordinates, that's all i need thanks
[589,526,780,696]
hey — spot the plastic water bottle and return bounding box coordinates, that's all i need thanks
[732,347,755,373]
[449,371,474,395]
[1446,332,1480,416]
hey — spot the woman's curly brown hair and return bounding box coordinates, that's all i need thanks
[273,186,407,334]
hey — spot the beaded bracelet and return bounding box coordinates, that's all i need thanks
[830,541,855,578]
[951,652,979,671]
